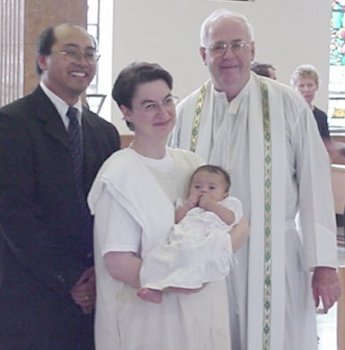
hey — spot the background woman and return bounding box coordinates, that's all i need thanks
[290,64,345,161]
[290,64,330,140]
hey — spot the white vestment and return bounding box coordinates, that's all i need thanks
[140,196,243,290]
[170,73,338,350]
[88,147,232,350]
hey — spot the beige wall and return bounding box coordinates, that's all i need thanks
[110,0,332,134]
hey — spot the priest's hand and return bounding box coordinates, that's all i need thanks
[312,266,341,313]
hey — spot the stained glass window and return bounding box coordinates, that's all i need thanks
[330,0,345,65]
[329,0,345,129]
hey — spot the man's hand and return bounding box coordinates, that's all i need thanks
[312,266,341,313]
[70,267,96,314]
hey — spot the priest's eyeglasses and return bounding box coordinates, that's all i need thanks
[207,40,250,56]
[52,48,100,64]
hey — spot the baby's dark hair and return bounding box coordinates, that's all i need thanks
[191,164,231,192]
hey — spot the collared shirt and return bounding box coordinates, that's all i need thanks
[40,82,83,129]
[211,77,251,150]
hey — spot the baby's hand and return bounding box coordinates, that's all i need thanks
[185,193,200,209]
[198,193,216,210]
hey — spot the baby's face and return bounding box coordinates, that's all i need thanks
[189,170,228,202]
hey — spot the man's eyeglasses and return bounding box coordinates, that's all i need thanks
[135,95,179,114]
[52,49,100,64]
[207,40,250,56]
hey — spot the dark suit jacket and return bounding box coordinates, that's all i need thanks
[0,86,120,349]
[313,106,330,140]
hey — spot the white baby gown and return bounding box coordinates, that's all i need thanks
[140,196,242,289]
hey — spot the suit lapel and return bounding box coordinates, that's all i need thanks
[81,108,99,186]
[31,87,69,148]
[30,88,106,189]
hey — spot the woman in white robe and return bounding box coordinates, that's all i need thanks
[87,62,248,350]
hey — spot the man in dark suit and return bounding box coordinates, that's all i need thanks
[0,23,120,349]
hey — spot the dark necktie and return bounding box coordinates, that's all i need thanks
[67,107,83,180]
[66,107,93,259]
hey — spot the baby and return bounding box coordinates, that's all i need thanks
[137,164,244,303]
